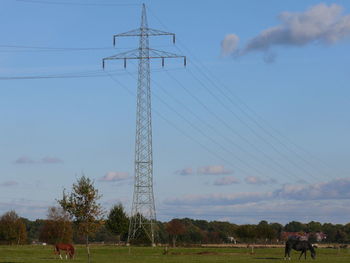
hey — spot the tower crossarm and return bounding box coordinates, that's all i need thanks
[102,48,186,68]
[113,28,176,45]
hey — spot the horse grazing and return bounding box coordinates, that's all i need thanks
[284,239,316,260]
[54,243,75,260]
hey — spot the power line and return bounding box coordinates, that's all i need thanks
[15,0,139,7]
[0,67,183,81]
[152,83,289,182]
[0,45,116,52]
[0,44,113,50]
[104,71,244,176]
[147,6,334,182]
[0,70,123,80]
[162,68,312,183]
[123,65,308,184]
[145,69,301,183]
[148,7,330,182]
[179,47,332,181]
[186,67,322,182]
[0,44,172,53]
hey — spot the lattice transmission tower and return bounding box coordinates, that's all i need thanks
[102,4,185,245]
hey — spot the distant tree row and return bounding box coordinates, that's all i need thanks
[2,210,350,245]
[1,176,350,246]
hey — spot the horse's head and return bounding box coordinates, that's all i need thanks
[69,246,75,259]
[311,251,316,259]
[310,245,316,259]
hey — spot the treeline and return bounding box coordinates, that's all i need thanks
[158,218,350,245]
[1,207,350,245]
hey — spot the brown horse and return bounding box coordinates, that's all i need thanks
[54,243,75,260]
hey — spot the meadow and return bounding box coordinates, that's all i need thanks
[0,245,349,263]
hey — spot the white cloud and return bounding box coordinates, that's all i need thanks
[14,156,35,164]
[163,177,350,207]
[41,156,63,164]
[175,167,194,176]
[222,4,350,60]
[0,199,51,219]
[164,192,271,206]
[165,177,350,207]
[14,156,63,164]
[99,172,131,182]
[198,165,233,175]
[158,199,350,224]
[214,176,240,186]
[0,181,19,187]
[245,176,277,185]
[221,34,239,56]
[160,178,350,223]
[274,178,350,200]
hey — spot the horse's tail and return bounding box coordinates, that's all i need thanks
[54,244,59,254]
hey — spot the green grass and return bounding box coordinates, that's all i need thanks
[0,245,349,263]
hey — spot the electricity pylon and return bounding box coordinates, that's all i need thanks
[102,4,185,245]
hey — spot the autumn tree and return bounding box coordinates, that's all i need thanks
[39,206,73,244]
[235,224,257,242]
[165,219,186,247]
[0,210,27,245]
[106,203,129,242]
[256,221,276,242]
[58,176,104,263]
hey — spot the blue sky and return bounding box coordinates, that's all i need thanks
[0,0,350,224]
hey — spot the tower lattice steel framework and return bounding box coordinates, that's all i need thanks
[102,4,185,245]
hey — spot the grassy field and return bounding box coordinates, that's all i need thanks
[0,245,349,263]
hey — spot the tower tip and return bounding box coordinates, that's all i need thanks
[141,2,148,28]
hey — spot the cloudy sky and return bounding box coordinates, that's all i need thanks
[0,0,349,224]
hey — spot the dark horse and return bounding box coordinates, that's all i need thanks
[284,238,316,260]
[54,243,75,260]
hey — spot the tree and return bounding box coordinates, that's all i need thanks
[269,222,283,242]
[322,223,337,242]
[235,224,257,242]
[165,219,186,247]
[21,218,46,244]
[306,221,322,233]
[106,203,129,242]
[39,206,73,244]
[58,176,104,263]
[284,221,306,232]
[0,211,27,245]
[90,224,118,243]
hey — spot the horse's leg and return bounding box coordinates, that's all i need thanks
[284,245,291,260]
[299,250,304,260]
[284,246,287,260]
[304,250,307,260]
